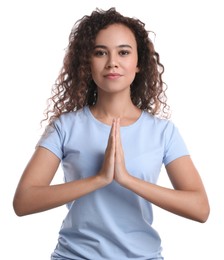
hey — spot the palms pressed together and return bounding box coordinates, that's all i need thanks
[100,118,129,186]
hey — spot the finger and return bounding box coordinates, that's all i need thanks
[115,118,120,142]
[100,119,116,183]
[115,118,124,158]
[117,118,123,147]
[106,119,116,153]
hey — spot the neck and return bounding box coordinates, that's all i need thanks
[90,90,141,126]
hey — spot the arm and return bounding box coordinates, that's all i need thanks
[13,147,106,216]
[114,119,210,223]
[13,121,116,216]
[120,156,209,222]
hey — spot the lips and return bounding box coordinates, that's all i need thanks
[104,73,121,79]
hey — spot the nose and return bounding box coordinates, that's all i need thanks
[106,63,118,69]
[105,54,118,69]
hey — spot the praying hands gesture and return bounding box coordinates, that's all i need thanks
[99,118,129,186]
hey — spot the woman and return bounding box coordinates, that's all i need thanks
[13,7,210,260]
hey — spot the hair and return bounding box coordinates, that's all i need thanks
[42,7,170,125]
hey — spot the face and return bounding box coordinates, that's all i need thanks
[90,23,139,94]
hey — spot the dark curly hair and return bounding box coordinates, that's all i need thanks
[43,7,170,125]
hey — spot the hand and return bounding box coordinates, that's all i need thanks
[114,118,130,185]
[98,119,116,185]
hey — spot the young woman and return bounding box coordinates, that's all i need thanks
[13,7,210,260]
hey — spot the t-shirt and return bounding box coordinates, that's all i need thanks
[37,106,189,260]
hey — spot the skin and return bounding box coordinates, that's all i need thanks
[13,24,210,223]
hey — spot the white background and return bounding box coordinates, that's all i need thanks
[1,0,223,259]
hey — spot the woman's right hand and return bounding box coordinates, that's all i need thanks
[98,119,116,185]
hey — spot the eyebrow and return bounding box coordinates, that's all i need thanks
[94,44,133,49]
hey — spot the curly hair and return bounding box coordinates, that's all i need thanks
[43,7,170,125]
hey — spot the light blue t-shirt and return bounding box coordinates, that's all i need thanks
[37,106,189,260]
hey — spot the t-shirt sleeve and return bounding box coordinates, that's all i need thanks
[36,119,64,160]
[163,121,189,166]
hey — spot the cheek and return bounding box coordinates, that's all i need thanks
[91,60,104,74]
[126,63,139,82]
[126,63,139,74]
[90,63,99,79]
[125,56,139,71]
[90,64,102,85]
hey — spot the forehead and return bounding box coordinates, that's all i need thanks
[95,24,137,47]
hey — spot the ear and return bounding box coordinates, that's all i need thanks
[135,66,140,73]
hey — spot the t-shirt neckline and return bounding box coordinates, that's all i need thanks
[85,106,144,129]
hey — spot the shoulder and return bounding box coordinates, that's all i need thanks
[141,111,183,143]
[142,110,174,130]
[58,107,87,122]
[42,107,89,139]
[53,107,88,128]
[39,107,89,143]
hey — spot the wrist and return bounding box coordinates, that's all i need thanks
[95,173,112,187]
[116,170,132,187]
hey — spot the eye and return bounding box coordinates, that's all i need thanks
[119,50,130,56]
[93,50,107,57]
